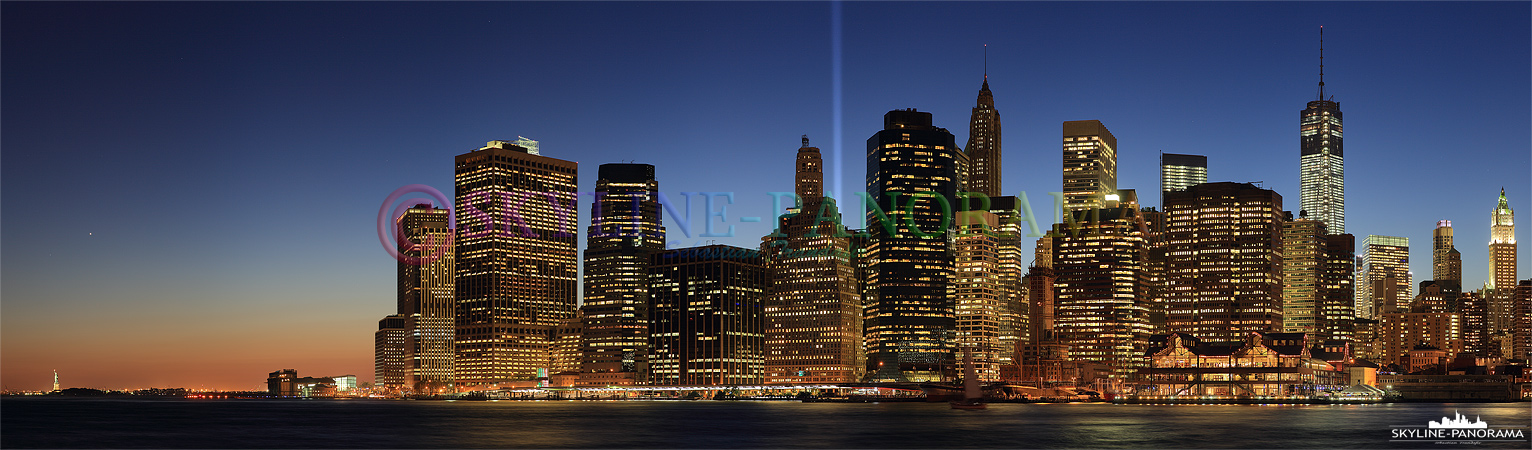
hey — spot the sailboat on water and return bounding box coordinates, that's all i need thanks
[950,348,986,410]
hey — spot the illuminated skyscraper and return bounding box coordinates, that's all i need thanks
[1062,120,1117,212]
[1300,28,1345,233]
[375,314,408,389]
[1513,280,1531,361]
[647,245,767,386]
[1488,189,1519,333]
[955,210,1005,381]
[580,163,664,386]
[990,197,1028,369]
[965,74,1002,197]
[762,137,864,384]
[454,140,579,386]
[395,205,455,393]
[1159,153,1207,207]
[1282,218,1326,335]
[1049,200,1152,378]
[863,109,965,382]
[1456,290,1489,357]
[1359,235,1411,318]
[1433,221,1462,283]
[1164,182,1285,342]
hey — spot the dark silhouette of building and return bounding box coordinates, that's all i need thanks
[579,163,665,386]
[647,245,767,385]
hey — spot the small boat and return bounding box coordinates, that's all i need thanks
[950,348,987,410]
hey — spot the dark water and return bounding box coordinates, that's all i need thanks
[3,398,1529,448]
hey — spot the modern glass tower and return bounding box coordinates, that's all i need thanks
[1159,153,1207,206]
[863,109,964,382]
[1062,120,1118,212]
[579,163,664,386]
[1300,28,1345,233]
[762,136,864,384]
[454,140,579,386]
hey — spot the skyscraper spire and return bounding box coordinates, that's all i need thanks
[967,54,1001,197]
[1318,26,1326,101]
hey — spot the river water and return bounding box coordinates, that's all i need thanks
[3,398,1528,448]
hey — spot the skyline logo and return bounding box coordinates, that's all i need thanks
[1390,410,1527,445]
[1429,411,1488,429]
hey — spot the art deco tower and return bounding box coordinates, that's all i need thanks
[762,136,864,384]
[580,163,665,386]
[1300,27,1346,233]
[454,140,578,386]
[966,69,1002,197]
[1489,188,1518,332]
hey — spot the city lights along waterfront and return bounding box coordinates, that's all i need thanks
[3,2,1531,449]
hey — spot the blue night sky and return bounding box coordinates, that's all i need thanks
[3,2,1528,390]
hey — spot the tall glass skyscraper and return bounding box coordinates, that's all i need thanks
[1300,28,1345,233]
[863,109,964,382]
[580,163,664,386]
[453,140,579,386]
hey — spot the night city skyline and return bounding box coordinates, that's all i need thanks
[3,2,1529,392]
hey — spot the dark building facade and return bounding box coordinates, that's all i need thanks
[863,109,965,382]
[647,245,767,386]
[580,163,665,386]
[1320,233,1356,344]
[374,315,408,389]
[454,140,579,385]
